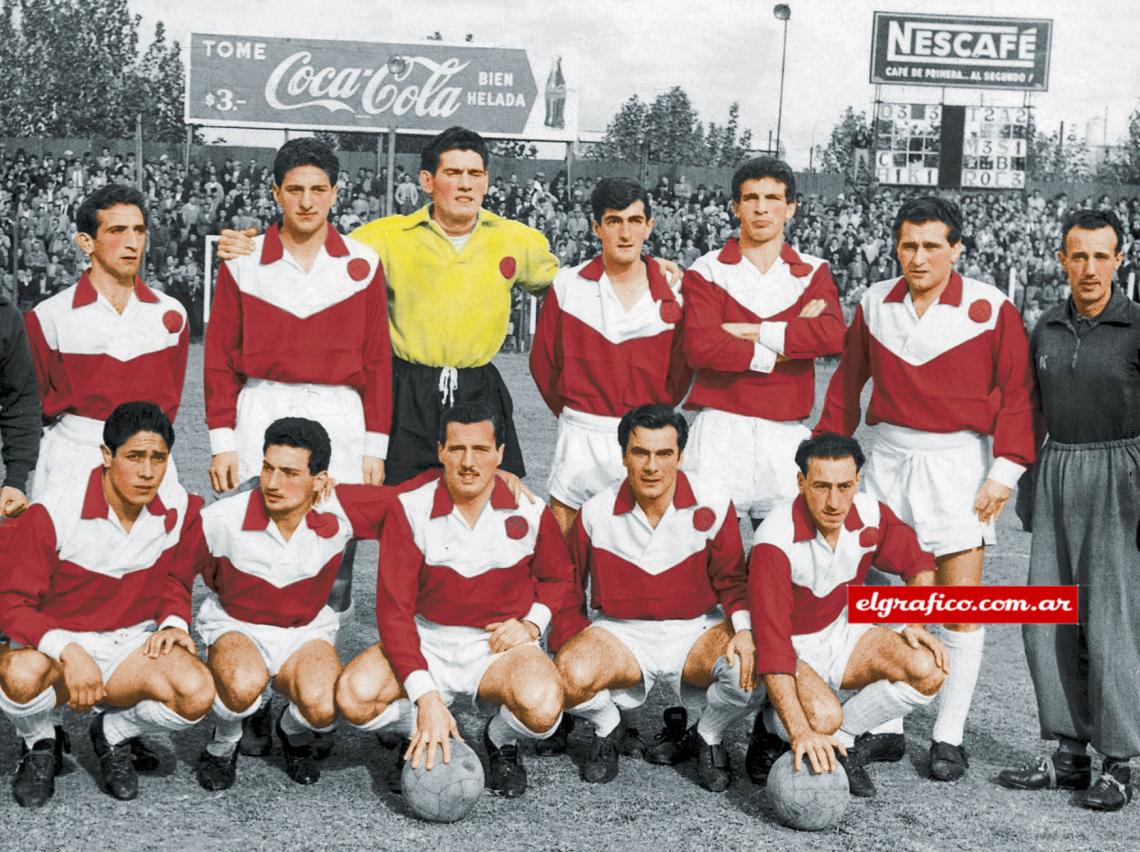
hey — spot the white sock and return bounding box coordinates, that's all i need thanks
[931,627,985,746]
[764,706,790,742]
[839,680,933,746]
[697,657,754,745]
[103,701,199,745]
[354,698,415,738]
[487,704,561,747]
[206,694,257,755]
[868,717,906,736]
[568,689,621,738]
[0,686,56,748]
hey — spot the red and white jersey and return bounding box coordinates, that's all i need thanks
[0,466,201,659]
[815,273,1035,485]
[549,471,748,652]
[204,224,392,459]
[682,239,844,420]
[191,484,395,629]
[529,254,690,417]
[24,273,189,423]
[748,493,934,676]
[378,471,572,695]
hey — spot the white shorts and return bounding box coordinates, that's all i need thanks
[235,379,365,485]
[590,610,724,710]
[684,409,807,519]
[30,415,179,500]
[546,408,626,510]
[792,609,877,691]
[415,617,539,711]
[863,424,994,557]
[14,621,156,684]
[196,594,339,677]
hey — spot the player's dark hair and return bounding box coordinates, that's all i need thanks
[273,138,339,187]
[617,404,689,453]
[438,401,504,448]
[730,157,796,202]
[103,401,174,456]
[794,433,865,475]
[262,417,332,475]
[420,126,489,175]
[76,184,148,238]
[1060,209,1124,255]
[590,177,652,224]
[893,196,962,245]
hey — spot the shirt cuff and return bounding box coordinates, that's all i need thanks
[757,321,787,355]
[37,629,74,662]
[209,427,237,456]
[749,343,778,374]
[158,616,189,633]
[730,610,752,632]
[404,669,438,704]
[522,602,552,637]
[364,431,390,460]
[987,457,1027,490]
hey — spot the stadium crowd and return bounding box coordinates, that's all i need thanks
[2,142,1139,336]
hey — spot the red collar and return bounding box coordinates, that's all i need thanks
[790,494,864,543]
[715,239,812,277]
[883,271,963,307]
[259,222,350,265]
[72,272,159,309]
[429,471,518,519]
[80,465,168,520]
[612,471,698,515]
[240,489,339,539]
[577,253,675,303]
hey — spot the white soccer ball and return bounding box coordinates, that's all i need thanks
[766,750,849,831]
[401,739,485,823]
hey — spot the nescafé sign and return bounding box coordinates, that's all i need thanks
[870,12,1052,91]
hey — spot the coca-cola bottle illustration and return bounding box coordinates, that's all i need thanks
[544,57,566,129]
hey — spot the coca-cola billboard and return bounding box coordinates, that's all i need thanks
[186,33,577,140]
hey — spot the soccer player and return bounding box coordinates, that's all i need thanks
[999,210,1139,811]
[0,291,40,517]
[547,404,753,791]
[190,418,397,790]
[335,401,571,798]
[0,402,212,806]
[748,434,947,798]
[217,126,680,486]
[530,177,690,535]
[24,185,189,497]
[815,196,1034,781]
[681,156,844,527]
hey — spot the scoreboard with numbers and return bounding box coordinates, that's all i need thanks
[961,106,1028,188]
[874,102,941,186]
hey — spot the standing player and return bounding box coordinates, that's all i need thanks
[335,402,571,798]
[0,402,213,806]
[24,185,189,497]
[749,434,947,797]
[548,405,754,791]
[530,177,690,534]
[815,196,1034,781]
[0,290,40,517]
[681,156,844,527]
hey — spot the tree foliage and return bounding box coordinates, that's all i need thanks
[0,0,188,141]
[821,107,872,177]
[1030,125,1092,181]
[590,88,753,166]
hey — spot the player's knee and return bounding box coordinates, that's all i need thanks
[514,677,564,732]
[335,665,389,724]
[805,695,843,735]
[214,666,269,713]
[295,682,337,729]
[554,653,599,705]
[1,652,56,703]
[171,661,215,719]
[904,648,945,696]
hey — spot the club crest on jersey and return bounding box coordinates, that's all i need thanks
[505,515,529,539]
[659,300,682,324]
[499,256,517,279]
[859,527,880,548]
[162,310,183,333]
[967,300,992,323]
[347,258,371,281]
[692,506,716,532]
[306,511,340,539]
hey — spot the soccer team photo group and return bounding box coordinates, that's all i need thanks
[0,1,1137,848]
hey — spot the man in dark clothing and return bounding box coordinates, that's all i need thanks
[0,295,40,517]
[1000,209,1140,812]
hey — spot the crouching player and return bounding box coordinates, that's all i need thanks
[747,434,948,797]
[336,402,571,798]
[189,418,396,790]
[547,404,755,791]
[0,402,212,806]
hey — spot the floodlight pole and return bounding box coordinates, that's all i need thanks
[773,4,791,158]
